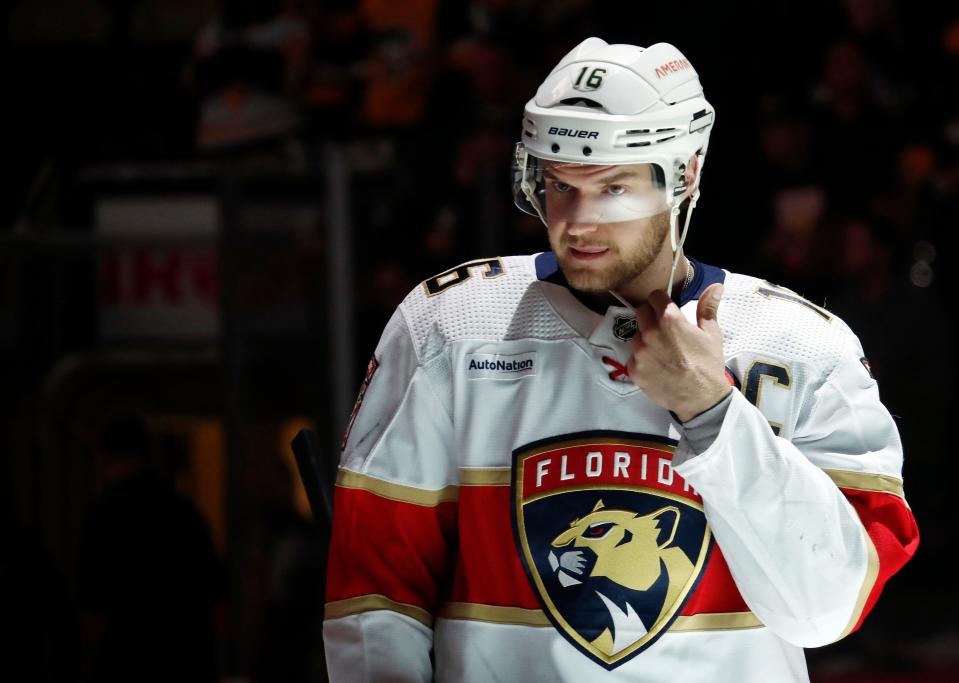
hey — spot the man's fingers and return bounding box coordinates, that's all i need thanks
[647,289,672,319]
[635,302,656,338]
[697,283,724,330]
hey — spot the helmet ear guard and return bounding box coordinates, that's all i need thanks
[673,159,689,198]
[512,143,545,223]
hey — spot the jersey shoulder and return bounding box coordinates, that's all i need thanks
[398,254,575,361]
[719,271,860,377]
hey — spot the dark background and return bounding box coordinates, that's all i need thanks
[2,0,956,681]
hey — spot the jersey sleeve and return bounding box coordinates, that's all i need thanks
[323,306,457,682]
[672,332,918,648]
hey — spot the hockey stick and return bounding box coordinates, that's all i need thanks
[290,429,335,528]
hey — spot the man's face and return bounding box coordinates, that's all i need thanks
[544,162,671,294]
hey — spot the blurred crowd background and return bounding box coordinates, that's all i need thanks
[2,0,958,681]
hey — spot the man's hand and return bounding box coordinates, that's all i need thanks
[627,283,730,422]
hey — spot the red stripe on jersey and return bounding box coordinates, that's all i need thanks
[325,486,457,613]
[326,483,915,630]
[840,488,919,633]
[450,486,539,608]
[680,542,750,615]
[451,485,748,616]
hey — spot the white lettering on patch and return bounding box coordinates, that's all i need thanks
[466,352,537,380]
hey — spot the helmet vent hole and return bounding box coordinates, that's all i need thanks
[559,97,603,108]
[655,128,677,133]
[626,142,652,148]
[625,129,650,134]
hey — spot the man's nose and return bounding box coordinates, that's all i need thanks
[557,200,606,234]
[566,221,600,236]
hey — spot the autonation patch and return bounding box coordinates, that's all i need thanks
[466,352,537,380]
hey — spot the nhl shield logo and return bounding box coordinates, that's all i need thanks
[511,431,711,669]
[613,315,637,341]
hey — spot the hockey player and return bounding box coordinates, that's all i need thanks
[323,38,918,681]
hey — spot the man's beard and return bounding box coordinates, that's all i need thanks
[554,213,670,294]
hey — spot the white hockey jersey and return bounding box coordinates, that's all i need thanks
[323,253,918,682]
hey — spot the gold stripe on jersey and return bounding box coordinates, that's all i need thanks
[459,467,511,486]
[325,594,434,628]
[437,602,764,633]
[837,528,881,642]
[670,612,763,632]
[823,469,905,500]
[439,602,551,626]
[336,470,458,506]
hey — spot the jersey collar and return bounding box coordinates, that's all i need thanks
[534,251,726,315]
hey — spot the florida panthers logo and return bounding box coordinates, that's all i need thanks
[512,432,711,669]
[549,500,695,656]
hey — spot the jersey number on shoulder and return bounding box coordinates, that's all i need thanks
[422,258,505,296]
[757,282,832,321]
[743,361,792,436]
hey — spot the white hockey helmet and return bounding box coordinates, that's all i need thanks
[512,37,715,225]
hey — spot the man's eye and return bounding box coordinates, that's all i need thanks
[552,181,571,193]
[606,185,626,196]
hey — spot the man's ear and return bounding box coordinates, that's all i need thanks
[685,153,700,187]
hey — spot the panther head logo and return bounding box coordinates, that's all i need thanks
[548,500,695,656]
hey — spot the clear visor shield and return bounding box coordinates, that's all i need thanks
[512,143,672,225]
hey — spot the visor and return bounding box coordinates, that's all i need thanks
[512,143,674,225]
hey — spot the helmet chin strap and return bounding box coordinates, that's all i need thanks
[667,187,699,299]
[606,188,699,312]
[608,188,699,312]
